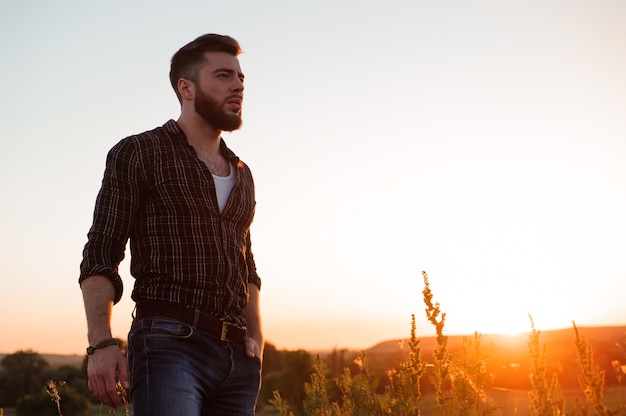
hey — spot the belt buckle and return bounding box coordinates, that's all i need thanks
[220,321,239,342]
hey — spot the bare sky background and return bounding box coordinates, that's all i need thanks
[1,0,625,354]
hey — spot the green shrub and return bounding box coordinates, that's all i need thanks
[15,382,90,416]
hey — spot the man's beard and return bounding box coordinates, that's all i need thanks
[194,88,242,132]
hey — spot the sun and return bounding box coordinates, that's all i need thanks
[479,322,529,337]
[496,326,528,337]
[471,309,533,337]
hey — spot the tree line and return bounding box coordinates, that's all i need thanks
[0,349,93,415]
[0,338,319,415]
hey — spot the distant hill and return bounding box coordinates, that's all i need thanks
[363,325,626,391]
[44,354,85,369]
[367,325,626,354]
[0,353,84,370]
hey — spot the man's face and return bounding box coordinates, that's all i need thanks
[194,51,245,132]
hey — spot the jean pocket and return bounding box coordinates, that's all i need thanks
[144,318,194,339]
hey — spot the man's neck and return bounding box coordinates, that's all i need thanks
[177,112,222,156]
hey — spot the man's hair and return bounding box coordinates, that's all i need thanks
[170,34,242,103]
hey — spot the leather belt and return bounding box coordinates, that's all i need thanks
[135,302,246,343]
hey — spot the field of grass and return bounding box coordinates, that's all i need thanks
[2,385,624,415]
[0,405,129,416]
[248,386,626,416]
[256,388,626,416]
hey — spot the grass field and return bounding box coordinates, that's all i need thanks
[253,386,626,416]
[2,386,625,415]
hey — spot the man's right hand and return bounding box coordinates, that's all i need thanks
[87,346,129,409]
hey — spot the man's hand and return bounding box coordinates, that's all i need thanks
[80,276,127,407]
[87,346,129,409]
[243,284,264,361]
[245,335,263,361]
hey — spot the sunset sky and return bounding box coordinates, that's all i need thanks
[1,0,625,355]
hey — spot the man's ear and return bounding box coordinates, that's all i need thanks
[177,78,195,101]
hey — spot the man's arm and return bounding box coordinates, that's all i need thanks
[243,284,264,360]
[81,275,129,409]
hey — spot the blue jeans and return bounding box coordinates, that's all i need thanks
[128,317,261,416]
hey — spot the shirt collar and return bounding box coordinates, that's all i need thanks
[164,119,241,167]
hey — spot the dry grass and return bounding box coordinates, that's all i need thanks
[2,386,624,415]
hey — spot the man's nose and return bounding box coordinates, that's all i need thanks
[233,78,244,92]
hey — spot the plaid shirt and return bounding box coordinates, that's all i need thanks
[80,120,261,325]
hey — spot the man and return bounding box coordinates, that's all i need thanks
[79,34,263,415]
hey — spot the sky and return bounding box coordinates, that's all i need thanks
[1,0,625,355]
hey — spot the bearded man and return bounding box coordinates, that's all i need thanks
[79,34,264,416]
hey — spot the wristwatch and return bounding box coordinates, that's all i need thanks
[86,338,118,355]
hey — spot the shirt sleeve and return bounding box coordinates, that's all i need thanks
[79,138,142,304]
[245,231,262,290]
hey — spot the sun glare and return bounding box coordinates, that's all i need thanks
[466,309,577,338]
[476,321,529,337]
[465,310,534,337]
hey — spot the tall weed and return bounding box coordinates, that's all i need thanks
[572,322,614,416]
[528,316,565,416]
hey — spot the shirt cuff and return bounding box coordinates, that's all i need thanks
[248,274,261,290]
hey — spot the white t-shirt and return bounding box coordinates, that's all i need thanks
[212,163,236,213]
